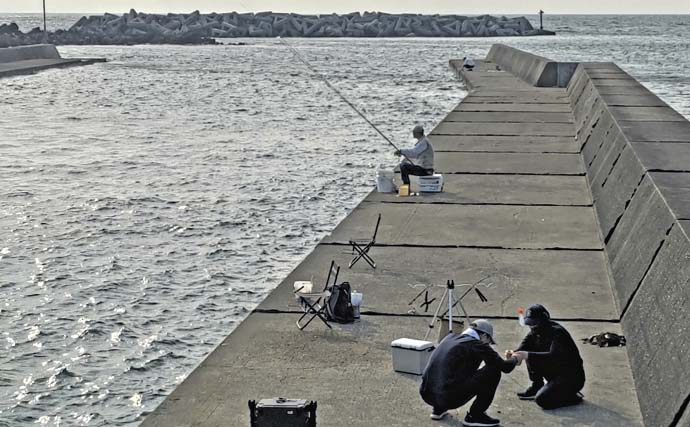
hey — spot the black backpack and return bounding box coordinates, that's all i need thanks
[326,281,355,324]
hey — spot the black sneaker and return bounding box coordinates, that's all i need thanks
[564,392,584,406]
[517,382,543,400]
[463,412,500,427]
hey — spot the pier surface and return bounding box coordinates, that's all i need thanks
[143,45,690,426]
[0,44,104,78]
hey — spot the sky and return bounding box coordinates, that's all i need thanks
[1,0,689,15]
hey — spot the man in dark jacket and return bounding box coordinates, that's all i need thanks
[420,319,525,426]
[509,304,585,409]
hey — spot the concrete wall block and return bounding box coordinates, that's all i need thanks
[576,100,607,148]
[622,224,690,427]
[588,130,625,184]
[566,65,588,98]
[590,147,646,238]
[0,44,61,63]
[486,44,575,87]
[580,108,613,159]
[606,176,676,311]
[573,80,600,132]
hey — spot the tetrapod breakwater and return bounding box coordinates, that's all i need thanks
[0,10,554,47]
[135,44,690,426]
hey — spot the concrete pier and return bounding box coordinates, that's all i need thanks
[0,44,105,78]
[142,44,690,426]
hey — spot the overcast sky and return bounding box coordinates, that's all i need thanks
[1,0,689,15]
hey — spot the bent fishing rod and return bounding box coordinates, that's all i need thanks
[277,36,416,166]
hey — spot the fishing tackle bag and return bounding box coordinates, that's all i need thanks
[326,281,355,324]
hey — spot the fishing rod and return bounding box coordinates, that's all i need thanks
[277,36,416,165]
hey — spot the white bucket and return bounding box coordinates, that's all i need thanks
[351,291,363,318]
[376,169,396,193]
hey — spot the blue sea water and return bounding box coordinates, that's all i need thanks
[0,13,689,427]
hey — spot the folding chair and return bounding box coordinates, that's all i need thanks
[294,260,340,330]
[349,213,381,269]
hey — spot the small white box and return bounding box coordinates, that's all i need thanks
[410,174,444,193]
[293,281,313,293]
[391,338,435,375]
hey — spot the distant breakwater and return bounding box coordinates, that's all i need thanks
[0,10,554,46]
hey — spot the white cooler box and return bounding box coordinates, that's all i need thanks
[391,338,435,375]
[410,174,444,193]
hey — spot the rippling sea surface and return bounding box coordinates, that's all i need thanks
[1,13,689,427]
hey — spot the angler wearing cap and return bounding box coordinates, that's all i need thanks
[507,304,585,409]
[420,319,525,427]
[394,125,435,185]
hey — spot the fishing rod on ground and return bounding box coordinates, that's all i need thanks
[276,36,416,166]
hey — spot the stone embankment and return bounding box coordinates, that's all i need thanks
[0,10,554,46]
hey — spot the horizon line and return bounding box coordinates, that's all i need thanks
[3,11,690,15]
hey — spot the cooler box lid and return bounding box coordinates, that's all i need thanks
[391,338,434,351]
[257,398,309,409]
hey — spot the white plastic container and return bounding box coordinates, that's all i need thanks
[391,338,435,375]
[376,168,396,193]
[351,292,363,318]
[410,174,444,193]
[293,281,313,293]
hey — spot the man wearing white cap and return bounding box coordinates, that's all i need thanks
[394,125,434,185]
[420,319,526,426]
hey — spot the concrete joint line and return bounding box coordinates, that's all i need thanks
[600,149,625,189]
[435,150,577,154]
[669,390,690,427]
[586,124,614,168]
[369,201,593,208]
[436,133,575,137]
[252,309,620,324]
[578,116,601,152]
[648,169,690,173]
[603,173,647,244]
[319,242,604,252]
[443,172,585,177]
[619,222,675,321]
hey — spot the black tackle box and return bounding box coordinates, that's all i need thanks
[248,398,317,426]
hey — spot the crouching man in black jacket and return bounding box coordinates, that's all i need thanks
[508,304,585,409]
[420,319,525,427]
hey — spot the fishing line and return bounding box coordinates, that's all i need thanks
[276,36,416,165]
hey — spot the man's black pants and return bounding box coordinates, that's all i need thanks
[527,360,585,410]
[425,364,501,415]
[400,163,433,185]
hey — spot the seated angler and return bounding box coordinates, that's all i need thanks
[508,304,586,410]
[394,125,434,186]
[420,320,526,427]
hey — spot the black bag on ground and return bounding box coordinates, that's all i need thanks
[326,281,355,324]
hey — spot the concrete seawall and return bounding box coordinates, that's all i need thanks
[485,44,577,88]
[0,44,105,78]
[139,44,669,426]
[568,60,690,427]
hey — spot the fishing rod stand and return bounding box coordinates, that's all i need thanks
[423,280,471,340]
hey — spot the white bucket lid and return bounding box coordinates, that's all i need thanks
[391,338,435,350]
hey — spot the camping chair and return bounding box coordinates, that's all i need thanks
[294,260,340,330]
[348,213,381,269]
